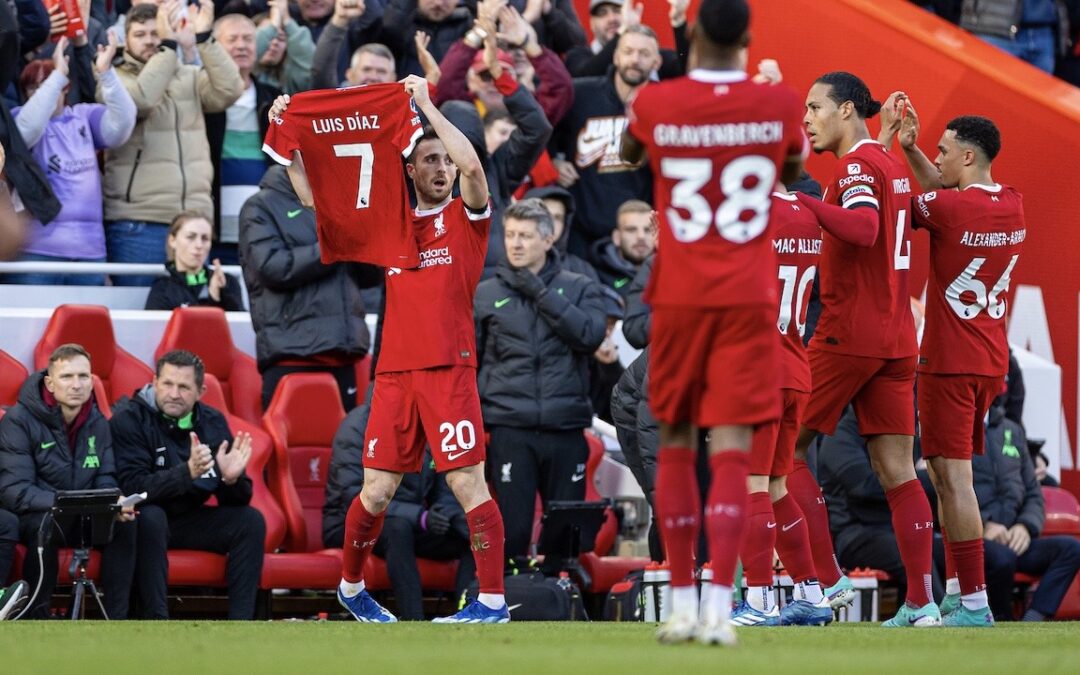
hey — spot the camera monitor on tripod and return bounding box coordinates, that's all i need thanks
[52,488,121,547]
[536,500,608,560]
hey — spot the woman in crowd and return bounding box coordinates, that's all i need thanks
[145,211,245,311]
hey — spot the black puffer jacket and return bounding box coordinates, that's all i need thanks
[238,166,380,371]
[110,385,252,517]
[383,0,473,77]
[0,372,117,514]
[609,348,657,500]
[974,403,1045,537]
[474,254,607,430]
[621,253,653,349]
[589,236,638,299]
[144,262,245,312]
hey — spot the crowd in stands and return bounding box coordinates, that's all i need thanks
[0,0,1078,622]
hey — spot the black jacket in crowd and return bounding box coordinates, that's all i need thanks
[238,166,380,372]
[975,403,1045,537]
[110,385,252,518]
[323,403,465,547]
[589,237,639,299]
[610,348,656,497]
[563,20,689,79]
[621,253,652,350]
[144,262,246,312]
[440,83,552,274]
[474,254,607,430]
[817,408,936,557]
[0,372,118,514]
[383,0,473,78]
[552,73,653,254]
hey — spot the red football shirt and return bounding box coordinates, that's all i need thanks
[376,197,491,374]
[912,184,1025,376]
[262,83,424,268]
[771,192,821,392]
[626,69,806,309]
[813,140,918,359]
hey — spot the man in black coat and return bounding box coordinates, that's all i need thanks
[111,350,265,620]
[964,399,1080,621]
[239,165,382,410]
[323,401,474,619]
[563,0,688,78]
[474,198,606,559]
[0,344,137,619]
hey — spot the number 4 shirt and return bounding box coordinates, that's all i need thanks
[913,184,1025,376]
[263,83,424,268]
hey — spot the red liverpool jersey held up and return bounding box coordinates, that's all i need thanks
[377,197,491,374]
[263,83,425,268]
[813,139,918,359]
[626,69,806,309]
[771,192,822,393]
[913,184,1025,376]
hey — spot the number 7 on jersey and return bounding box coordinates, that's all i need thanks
[334,143,375,209]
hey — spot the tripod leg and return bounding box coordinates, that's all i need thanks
[88,580,109,620]
[71,581,84,621]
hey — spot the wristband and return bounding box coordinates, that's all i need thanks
[494,68,519,97]
[195,31,212,44]
[160,40,179,52]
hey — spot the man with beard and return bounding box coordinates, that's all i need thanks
[101,0,243,285]
[551,25,659,257]
[589,199,656,298]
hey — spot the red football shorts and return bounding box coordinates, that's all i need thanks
[363,365,486,473]
[750,388,809,476]
[803,349,917,437]
[649,305,780,428]
[918,372,1003,460]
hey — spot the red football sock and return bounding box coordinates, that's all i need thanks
[771,492,818,584]
[943,531,957,581]
[706,451,749,588]
[342,497,385,582]
[787,459,843,586]
[655,447,701,587]
[885,479,935,607]
[740,491,776,587]
[952,538,987,596]
[466,499,505,594]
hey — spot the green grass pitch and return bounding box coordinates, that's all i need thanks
[4,622,1080,674]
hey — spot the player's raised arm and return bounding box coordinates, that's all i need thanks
[794,192,878,247]
[896,100,945,191]
[402,74,488,211]
[267,94,315,207]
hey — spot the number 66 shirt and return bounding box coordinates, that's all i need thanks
[263,83,424,268]
[913,184,1025,376]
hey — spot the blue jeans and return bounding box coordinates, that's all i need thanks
[105,220,170,286]
[3,252,107,286]
[981,27,1056,74]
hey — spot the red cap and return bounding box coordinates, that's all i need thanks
[471,49,516,76]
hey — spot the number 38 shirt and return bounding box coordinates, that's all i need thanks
[625,70,806,309]
[814,139,917,359]
[262,83,424,268]
[913,184,1025,376]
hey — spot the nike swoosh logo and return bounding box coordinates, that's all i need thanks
[765,522,776,529]
[494,297,511,308]
[613,278,629,289]
[507,604,522,612]
[40,441,56,449]
[782,518,804,532]
[287,209,303,218]
[447,450,472,461]
[346,387,358,395]
[570,473,585,482]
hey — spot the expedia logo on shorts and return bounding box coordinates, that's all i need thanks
[418,246,453,269]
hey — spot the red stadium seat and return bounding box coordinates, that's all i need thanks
[91,375,111,419]
[261,372,459,592]
[33,305,153,404]
[354,355,371,406]
[0,349,28,407]
[578,431,651,593]
[1042,486,1080,536]
[155,307,263,424]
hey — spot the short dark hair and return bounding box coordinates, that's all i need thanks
[126,3,158,29]
[815,71,882,119]
[156,350,205,389]
[946,115,1001,162]
[483,107,513,129]
[696,0,750,48]
[406,127,441,165]
[48,343,91,371]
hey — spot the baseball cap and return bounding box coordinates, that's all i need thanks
[589,0,623,15]
[471,49,516,75]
